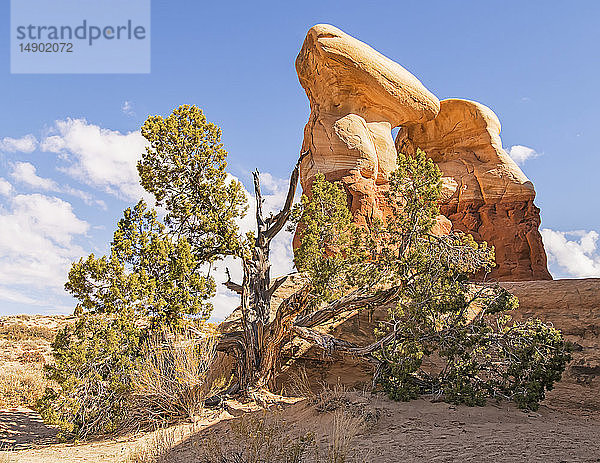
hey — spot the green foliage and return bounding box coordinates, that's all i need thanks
[66,200,215,327]
[139,104,248,261]
[291,173,367,304]
[295,150,571,410]
[38,313,142,439]
[41,106,245,439]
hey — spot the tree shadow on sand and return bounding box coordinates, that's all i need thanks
[0,408,58,450]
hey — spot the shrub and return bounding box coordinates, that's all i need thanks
[0,363,46,408]
[0,322,55,342]
[129,325,218,427]
[37,313,142,438]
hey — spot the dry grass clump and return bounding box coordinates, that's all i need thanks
[200,411,316,463]
[198,408,367,463]
[0,444,13,463]
[313,384,381,426]
[129,326,218,428]
[327,410,367,463]
[0,363,46,408]
[122,426,185,463]
[286,367,315,398]
[0,322,55,342]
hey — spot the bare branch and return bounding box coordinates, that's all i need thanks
[295,285,399,328]
[253,170,264,227]
[265,150,310,241]
[292,325,396,356]
[223,267,243,295]
[268,275,288,298]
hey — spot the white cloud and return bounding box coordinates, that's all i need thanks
[10,161,106,209]
[11,161,58,190]
[0,134,38,153]
[0,178,13,197]
[122,100,135,116]
[209,173,296,321]
[507,145,540,165]
[40,118,148,201]
[541,228,600,278]
[0,193,89,306]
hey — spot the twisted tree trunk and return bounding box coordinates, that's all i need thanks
[216,150,399,396]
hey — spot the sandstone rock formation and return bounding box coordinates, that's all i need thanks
[295,24,440,227]
[396,99,551,280]
[294,24,550,281]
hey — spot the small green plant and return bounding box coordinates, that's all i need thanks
[38,313,142,438]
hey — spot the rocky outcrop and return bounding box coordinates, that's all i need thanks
[396,99,551,280]
[295,24,439,227]
[295,24,550,281]
[278,278,600,414]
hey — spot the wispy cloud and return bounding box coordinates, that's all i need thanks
[121,100,135,116]
[0,178,13,197]
[0,193,89,307]
[541,228,600,278]
[11,161,58,190]
[0,134,38,153]
[40,118,148,201]
[506,145,540,165]
[10,161,106,209]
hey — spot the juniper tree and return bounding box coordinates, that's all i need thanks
[289,150,571,410]
[39,105,248,437]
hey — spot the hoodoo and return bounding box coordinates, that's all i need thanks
[295,24,550,281]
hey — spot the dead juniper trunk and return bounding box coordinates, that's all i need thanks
[226,151,308,393]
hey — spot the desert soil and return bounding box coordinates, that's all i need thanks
[2,301,600,463]
[3,392,600,463]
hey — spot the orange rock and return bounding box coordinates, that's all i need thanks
[294,26,550,281]
[295,24,440,231]
[396,99,551,280]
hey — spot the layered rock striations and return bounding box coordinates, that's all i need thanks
[295,24,550,281]
[396,99,551,280]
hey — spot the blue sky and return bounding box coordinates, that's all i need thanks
[1,0,599,317]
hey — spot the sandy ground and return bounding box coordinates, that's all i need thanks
[3,392,600,463]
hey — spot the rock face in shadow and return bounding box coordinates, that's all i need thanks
[294,24,550,281]
[396,99,551,281]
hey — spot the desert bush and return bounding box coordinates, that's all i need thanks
[18,350,45,363]
[0,322,55,342]
[129,326,218,427]
[294,151,571,411]
[0,363,46,408]
[37,313,142,438]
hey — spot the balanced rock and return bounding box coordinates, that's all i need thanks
[396,99,551,280]
[294,25,550,281]
[295,24,440,227]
